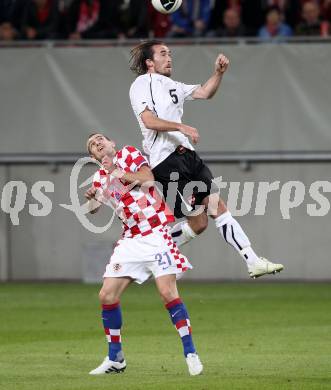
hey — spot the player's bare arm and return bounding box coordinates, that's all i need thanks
[192,54,229,100]
[121,166,154,186]
[141,109,199,144]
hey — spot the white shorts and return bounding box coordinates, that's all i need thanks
[103,227,192,284]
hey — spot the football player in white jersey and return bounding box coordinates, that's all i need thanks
[85,133,203,376]
[129,40,284,279]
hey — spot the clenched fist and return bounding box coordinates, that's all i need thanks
[215,54,229,74]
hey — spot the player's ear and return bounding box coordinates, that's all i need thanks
[146,58,153,70]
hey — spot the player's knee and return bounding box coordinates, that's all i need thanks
[158,288,178,304]
[198,218,208,233]
[188,211,208,235]
[194,214,208,234]
[217,199,228,215]
[98,289,118,305]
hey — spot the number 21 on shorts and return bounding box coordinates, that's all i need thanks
[155,251,173,270]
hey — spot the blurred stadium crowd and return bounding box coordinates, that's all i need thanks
[0,0,330,41]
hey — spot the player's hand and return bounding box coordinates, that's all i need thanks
[215,53,229,74]
[111,168,125,179]
[179,124,200,144]
[85,185,97,200]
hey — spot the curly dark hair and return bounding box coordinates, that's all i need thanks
[129,40,165,76]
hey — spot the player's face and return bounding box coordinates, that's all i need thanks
[88,134,116,162]
[150,45,172,77]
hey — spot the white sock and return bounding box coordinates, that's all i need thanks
[214,211,259,266]
[170,221,197,247]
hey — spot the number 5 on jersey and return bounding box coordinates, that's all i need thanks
[169,89,178,104]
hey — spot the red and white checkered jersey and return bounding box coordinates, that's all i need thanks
[93,145,175,238]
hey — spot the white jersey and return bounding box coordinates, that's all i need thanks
[129,73,200,168]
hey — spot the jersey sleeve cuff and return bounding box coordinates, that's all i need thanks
[185,84,201,101]
[137,103,154,116]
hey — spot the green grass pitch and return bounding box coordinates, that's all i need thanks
[0,282,330,390]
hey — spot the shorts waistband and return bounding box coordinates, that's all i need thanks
[175,145,187,154]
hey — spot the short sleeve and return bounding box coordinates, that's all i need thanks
[114,146,149,173]
[130,76,155,116]
[177,82,200,101]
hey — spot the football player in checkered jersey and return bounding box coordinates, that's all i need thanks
[85,133,203,376]
[129,40,284,279]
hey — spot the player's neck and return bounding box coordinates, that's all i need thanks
[146,71,171,78]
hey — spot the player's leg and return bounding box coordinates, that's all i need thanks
[89,277,132,375]
[202,192,284,278]
[170,153,284,278]
[155,274,203,376]
[169,212,207,247]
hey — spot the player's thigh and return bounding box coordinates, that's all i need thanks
[154,273,179,304]
[193,157,227,216]
[99,277,132,303]
[153,174,194,220]
[153,155,191,218]
[104,261,154,285]
[149,231,192,302]
[152,151,191,182]
[192,161,216,202]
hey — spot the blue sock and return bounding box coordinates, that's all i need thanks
[102,302,123,362]
[165,297,196,357]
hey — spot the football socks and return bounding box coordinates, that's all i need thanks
[165,298,196,357]
[102,302,123,362]
[214,211,259,266]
